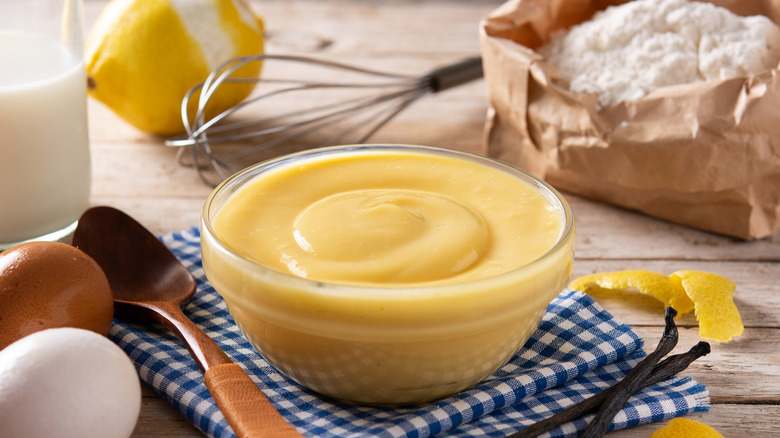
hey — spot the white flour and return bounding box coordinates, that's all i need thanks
[540,0,780,107]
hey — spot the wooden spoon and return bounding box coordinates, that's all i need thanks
[71,206,302,438]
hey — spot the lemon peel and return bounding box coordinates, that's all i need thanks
[649,417,725,438]
[670,270,743,342]
[86,0,264,135]
[569,269,742,342]
[568,270,695,314]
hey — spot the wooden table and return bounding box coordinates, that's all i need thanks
[82,0,780,436]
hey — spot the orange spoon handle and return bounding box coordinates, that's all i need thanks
[204,363,303,437]
[144,301,233,371]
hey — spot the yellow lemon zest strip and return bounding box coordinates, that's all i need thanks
[670,270,743,342]
[568,270,695,314]
[649,417,725,438]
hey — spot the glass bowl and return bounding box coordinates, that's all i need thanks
[201,144,575,405]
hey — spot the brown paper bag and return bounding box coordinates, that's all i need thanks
[479,0,780,240]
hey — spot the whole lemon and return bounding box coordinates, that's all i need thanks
[86,0,264,136]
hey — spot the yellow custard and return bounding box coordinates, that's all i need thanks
[201,145,575,405]
[212,150,563,286]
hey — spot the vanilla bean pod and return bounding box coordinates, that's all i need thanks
[508,308,711,438]
[648,341,710,383]
[580,307,679,437]
[508,339,709,438]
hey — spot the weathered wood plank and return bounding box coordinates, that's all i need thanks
[631,326,780,402]
[568,195,780,261]
[130,384,202,437]
[606,404,780,437]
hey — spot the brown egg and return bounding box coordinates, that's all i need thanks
[0,241,113,350]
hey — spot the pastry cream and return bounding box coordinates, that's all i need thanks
[201,145,575,404]
[212,149,563,286]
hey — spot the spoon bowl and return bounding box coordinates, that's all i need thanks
[72,206,301,438]
[73,206,195,320]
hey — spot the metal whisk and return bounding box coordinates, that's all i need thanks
[165,54,484,186]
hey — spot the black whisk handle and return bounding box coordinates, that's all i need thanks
[427,56,484,93]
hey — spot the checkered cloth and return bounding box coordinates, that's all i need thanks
[109,228,709,437]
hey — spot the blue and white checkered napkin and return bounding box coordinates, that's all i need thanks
[109,228,709,438]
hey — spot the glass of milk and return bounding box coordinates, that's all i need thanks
[0,0,90,250]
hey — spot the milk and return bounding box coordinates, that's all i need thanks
[0,31,90,247]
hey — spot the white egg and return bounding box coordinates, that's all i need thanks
[0,327,141,438]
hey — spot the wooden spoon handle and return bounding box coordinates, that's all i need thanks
[204,363,303,438]
[153,304,302,436]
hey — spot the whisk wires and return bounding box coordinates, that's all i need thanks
[166,54,482,186]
